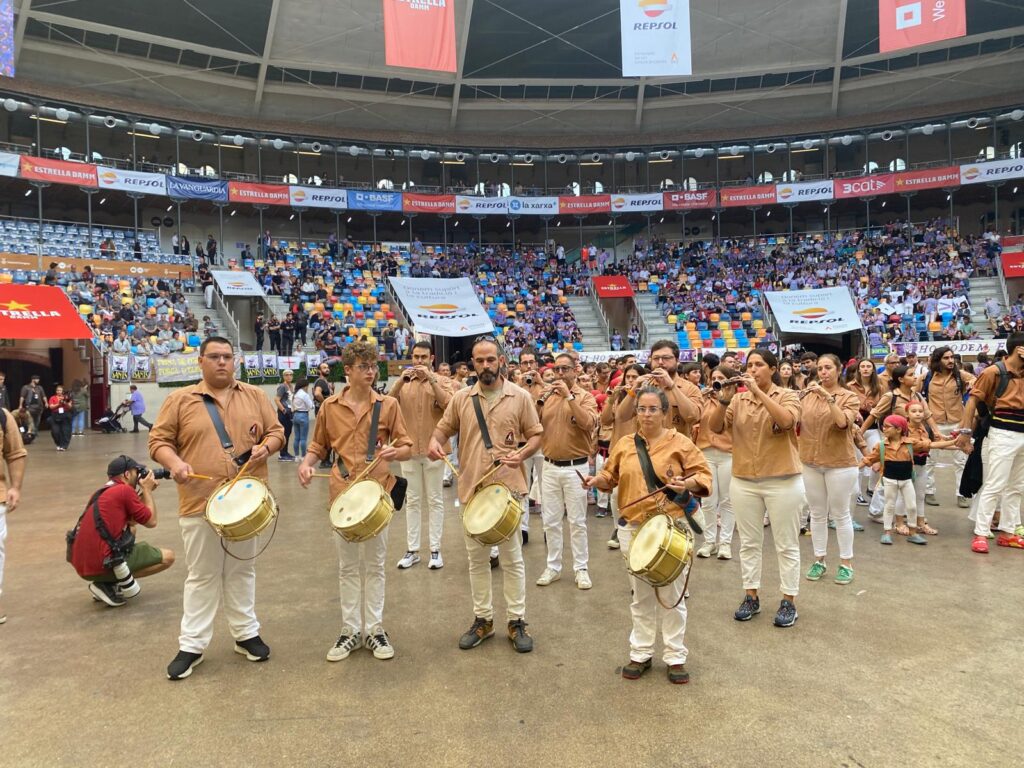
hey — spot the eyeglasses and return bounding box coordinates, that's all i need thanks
[636,406,663,415]
[650,354,676,363]
[552,366,571,373]
[203,354,234,363]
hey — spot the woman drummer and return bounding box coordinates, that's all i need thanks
[585,386,711,685]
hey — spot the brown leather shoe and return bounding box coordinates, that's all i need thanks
[667,663,690,684]
[622,658,652,680]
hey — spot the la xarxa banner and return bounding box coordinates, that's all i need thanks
[383,0,456,72]
[662,189,716,210]
[879,0,965,54]
[165,175,228,202]
[211,270,265,297]
[719,185,776,208]
[0,284,94,339]
[228,181,290,205]
[611,193,662,212]
[775,181,834,203]
[960,158,1024,186]
[455,196,509,214]
[893,165,960,192]
[20,156,98,188]
[348,190,403,211]
[620,0,692,77]
[834,173,895,199]
[592,275,635,298]
[508,196,559,215]
[388,277,494,337]
[559,195,611,215]
[289,185,347,209]
[764,287,862,335]
[97,167,166,194]
[403,193,455,214]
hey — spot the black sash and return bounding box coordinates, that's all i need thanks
[633,433,702,535]
[336,400,383,478]
[471,394,494,450]
[201,394,251,466]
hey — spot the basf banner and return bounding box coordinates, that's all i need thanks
[20,157,97,188]
[507,196,559,216]
[775,181,833,203]
[97,167,166,195]
[288,185,347,209]
[455,196,509,214]
[388,277,494,337]
[765,288,862,335]
[610,193,662,213]
[348,190,403,211]
[620,0,692,77]
[960,158,1024,186]
[165,175,228,202]
[662,189,716,210]
[228,182,290,205]
[879,0,965,54]
[383,0,457,73]
[211,270,265,297]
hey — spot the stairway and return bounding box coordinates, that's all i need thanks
[634,293,672,344]
[565,296,609,351]
[184,289,237,344]
[966,276,1005,339]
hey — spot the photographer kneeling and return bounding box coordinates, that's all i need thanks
[69,455,175,607]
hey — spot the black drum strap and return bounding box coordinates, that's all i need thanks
[633,434,702,535]
[202,394,233,450]
[471,394,494,450]
[335,399,383,478]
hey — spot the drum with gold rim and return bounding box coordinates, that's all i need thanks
[626,513,693,587]
[205,477,278,542]
[330,479,394,542]
[463,483,521,546]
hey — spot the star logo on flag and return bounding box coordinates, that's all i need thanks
[0,300,30,311]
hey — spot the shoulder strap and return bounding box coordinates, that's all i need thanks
[995,361,1010,399]
[471,394,494,451]
[201,394,234,451]
[366,399,383,463]
[888,391,897,416]
[632,433,703,535]
[71,485,114,542]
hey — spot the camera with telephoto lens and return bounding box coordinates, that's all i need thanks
[138,466,171,480]
[103,540,141,598]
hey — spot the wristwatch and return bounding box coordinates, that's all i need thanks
[567,394,576,401]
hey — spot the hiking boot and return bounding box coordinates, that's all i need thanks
[622,658,651,680]
[458,617,494,650]
[667,664,690,684]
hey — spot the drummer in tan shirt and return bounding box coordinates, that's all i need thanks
[389,340,453,571]
[535,353,598,590]
[297,340,412,663]
[428,337,542,654]
[150,336,286,681]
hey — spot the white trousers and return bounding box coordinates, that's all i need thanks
[701,447,734,547]
[859,429,881,491]
[731,475,804,597]
[204,284,214,309]
[0,504,7,601]
[973,428,1024,536]
[594,452,610,509]
[178,515,259,654]
[400,457,445,552]
[335,525,388,635]
[802,464,858,560]
[882,477,918,529]
[541,462,590,573]
[618,524,688,665]
[465,528,526,621]
[925,423,968,496]
[524,451,544,505]
[443,435,459,483]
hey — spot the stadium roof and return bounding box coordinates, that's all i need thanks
[10,0,1024,141]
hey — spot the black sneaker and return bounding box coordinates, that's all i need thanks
[89,581,125,607]
[490,553,499,569]
[507,619,533,653]
[773,599,798,628]
[167,650,203,680]
[234,634,271,661]
[521,530,529,546]
[458,617,494,650]
[621,658,652,680]
[734,595,761,622]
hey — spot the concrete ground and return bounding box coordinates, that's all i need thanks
[0,431,1019,768]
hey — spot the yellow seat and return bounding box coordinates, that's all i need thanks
[333,302,344,312]
[726,338,738,349]
[752,319,763,329]
[79,304,93,314]
[667,315,677,325]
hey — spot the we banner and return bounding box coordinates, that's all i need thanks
[383,0,456,73]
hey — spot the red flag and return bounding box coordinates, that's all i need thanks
[20,156,98,188]
[383,0,457,73]
[879,0,966,54]
[0,285,95,339]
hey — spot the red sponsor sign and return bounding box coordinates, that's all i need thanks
[1003,235,1024,248]
[719,185,776,208]
[402,193,455,214]
[893,165,960,192]
[879,0,966,54]
[592,275,635,298]
[19,156,97,188]
[1002,251,1024,278]
[834,174,896,199]
[383,0,456,72]
[558,195,611,215]
[662,189,716,210]
[228,182,290,205]
[0,284,95,339]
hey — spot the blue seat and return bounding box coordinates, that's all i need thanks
[697,322,708,331]
[699,330,711,340]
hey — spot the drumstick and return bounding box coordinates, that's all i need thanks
[188,473,215,481]
[224,439,269,495]
[619,473,698,511]
[312,472,334,478]
[574,468,587,485]
[347,440,395,487]
[442,455,460,478]
[476,457,510,488]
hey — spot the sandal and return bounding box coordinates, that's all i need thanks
[894,523,911,536]
[918,523,939,535]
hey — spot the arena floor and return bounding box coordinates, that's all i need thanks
[0,431,1018,768]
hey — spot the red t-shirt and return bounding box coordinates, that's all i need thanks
[70,479,153,577]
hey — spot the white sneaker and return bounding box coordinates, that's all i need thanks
[717,546,732,560]
[428,551,444,569]
[364,631,395,660]
[696,542,717,558]
[607,535,620,550]
[326,632,361,662]
[575,569,592,590]
[536,568,561,586]
[396,551,420,569]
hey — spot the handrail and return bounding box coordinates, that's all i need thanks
[210,281,242,351]
[995,246,1013,315]
[383,280,414,332]
[587,282,611,347]
[632,295,651,348]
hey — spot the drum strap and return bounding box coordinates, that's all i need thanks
[633,434,702,535]
[201,394,251,465]
[471,395,494,450]
[336,399,383,478]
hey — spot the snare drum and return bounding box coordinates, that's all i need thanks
[627,514,693,587]
[205,477,278,542]
[330,479,394,542]
[463,483,521,546]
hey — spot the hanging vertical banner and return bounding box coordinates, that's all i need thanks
[130,355,152,382]
[383,0,457,73]
[620,0,692,77]
[879,0,966,54]
[243,353,262,380]
[260,354,279,378]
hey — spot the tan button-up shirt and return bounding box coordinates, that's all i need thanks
[797,389,860,468]
[149,380,285,517]
[694,398,732,452]
[667,378,703,438]
[602,390,638,448]
[926,370,975,424]
[435,378,543,504]
[870,390,931,422]
[393,376,453,457]
[540,384,598,461]
[970,363,1024,416]
[597,429,712,525]
[848,380,881,419]
[308,387,413,502]
[723,385,802,480]
[0,408,27,498]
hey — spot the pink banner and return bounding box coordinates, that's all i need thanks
[383,0,456,73]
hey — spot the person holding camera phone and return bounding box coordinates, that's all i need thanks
[68,456,174,608]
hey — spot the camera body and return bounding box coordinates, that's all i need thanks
[523,374,535,386]
[137,466,171,480]
[102,533,141,598]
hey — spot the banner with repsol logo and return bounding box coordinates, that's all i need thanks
[764,287,862,335]
[388,277,494,337]
[775,181,833,203]
[620,0,692,77]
